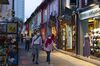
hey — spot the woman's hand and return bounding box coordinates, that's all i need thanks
[30,43,33,48]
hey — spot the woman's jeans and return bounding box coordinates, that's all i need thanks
[46,51,51,63]
[25,40,30,51]
[33,44,40,63]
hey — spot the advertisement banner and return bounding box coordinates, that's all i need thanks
[7,23,17,33]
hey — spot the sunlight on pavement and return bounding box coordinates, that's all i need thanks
[19,49,98,66]
[52,52,97,66]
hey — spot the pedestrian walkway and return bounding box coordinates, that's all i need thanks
[18,48,54,66]
[56,49,100,66]
[18,43,98,66]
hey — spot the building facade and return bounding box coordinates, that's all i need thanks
[0,0,24,22]
[0,0,11,21]
[24,0,100,59]
[14,0,24,22]
[78,0,100,57]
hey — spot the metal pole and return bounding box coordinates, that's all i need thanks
[12,0,14,18]
[75,0,80,55]
[75,11,80,55]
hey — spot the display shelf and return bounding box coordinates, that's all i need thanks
[0,22,18,66]
[90,28,100,57]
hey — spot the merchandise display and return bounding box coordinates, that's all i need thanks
[90,28,100,57]
[0,22,18,66]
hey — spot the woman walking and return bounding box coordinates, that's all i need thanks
[44,34,54,64]
[31,29,42,64]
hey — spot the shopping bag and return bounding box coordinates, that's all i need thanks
[53,42,57,50]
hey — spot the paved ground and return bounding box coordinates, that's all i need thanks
[18,43,98,66]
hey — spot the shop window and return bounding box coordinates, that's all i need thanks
[87,0,94,6]
[0,5,2,17]
[70,0,76,5]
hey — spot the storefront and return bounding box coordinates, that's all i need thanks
[29,21,33,37]
[58,19,74,51]
[79,5,100,57]
[58,7,76,52]
[0,22,18,66]
[41,23,47,42]
[25,23,29,35]
[49,15,57,38]
[59,20,67,50]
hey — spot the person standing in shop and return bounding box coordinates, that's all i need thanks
[83,33,90,57]
[31,29,42,64]
[25,34,30,51]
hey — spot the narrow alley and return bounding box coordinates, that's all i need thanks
[18,43,97,66]
[1,0,100,66]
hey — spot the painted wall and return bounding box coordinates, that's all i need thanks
[0,0,12,20]
[43,8,47,23]
[37,12,41,26]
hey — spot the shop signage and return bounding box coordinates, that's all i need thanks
[7,23,17,33]
[80,8,100,20]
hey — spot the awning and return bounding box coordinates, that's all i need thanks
[0,0,9,4]
[60,7,73,20]
[63,7,72,16]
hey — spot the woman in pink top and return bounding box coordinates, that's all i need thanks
[44,34,54,64]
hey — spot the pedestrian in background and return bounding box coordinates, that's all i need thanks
[25,34,30,51]
[44,34,54,64]
[31,29,42,64]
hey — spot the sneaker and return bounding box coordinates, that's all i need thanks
[35,62,39,64]
[32,55,35,62]
[32,58,35,62]
[48,62,50,64]
[46,60,48,62]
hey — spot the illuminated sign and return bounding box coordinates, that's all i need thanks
[80,6,100,20]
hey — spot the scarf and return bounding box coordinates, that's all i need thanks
[45,37,52,48]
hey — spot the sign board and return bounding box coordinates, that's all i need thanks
[80,5,100,20]
[0,23,6,33]
[7,23,17,33]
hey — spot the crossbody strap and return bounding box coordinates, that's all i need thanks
[34,36,39,42]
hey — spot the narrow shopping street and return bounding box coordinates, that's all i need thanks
[18,43,97,66]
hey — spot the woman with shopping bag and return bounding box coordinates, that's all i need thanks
[44,34,54,64]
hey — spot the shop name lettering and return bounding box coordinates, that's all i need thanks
[80,9,100,20]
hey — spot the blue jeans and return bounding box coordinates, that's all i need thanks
[46,51,51,63]
[25,40,30,51]
[33,44,40,63]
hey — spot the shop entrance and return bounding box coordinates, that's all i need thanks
[0,22,18,66]
[88,18,100,57]
[81,17,100,57]
[59,21,67,51]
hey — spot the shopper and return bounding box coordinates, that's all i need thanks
[44,34,54,64]
[25,34,30,51]
[31,29,42,64]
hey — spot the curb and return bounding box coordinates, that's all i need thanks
[55,49,100,66]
